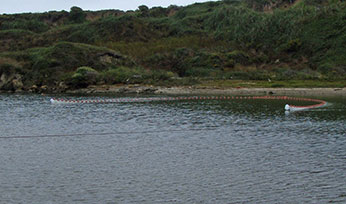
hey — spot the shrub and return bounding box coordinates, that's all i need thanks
[252,54,269,64]
[317,62,334,74]
[0,64,15,76]
[281,39,302,53]
[185,67,215,77]
[273,67,298,80]
[0,57,22,75]
[69,66,99,88]
[226,50,250,65]
[150,69,175,81]
[102,66,145,84]
[149,7,168,18]
[75,66,98,75]
[0,19,49,33]
[69,6,86,23]
[225,71,252,80]
[67,29,96,44]
[138,5,149,17]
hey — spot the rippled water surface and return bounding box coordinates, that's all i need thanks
[1,94,345,203]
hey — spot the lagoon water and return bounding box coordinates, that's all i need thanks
[0,94,345,203]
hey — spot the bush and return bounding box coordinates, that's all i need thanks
[69,66,99,88]
[0,64,15,76]
[149,7,168,17]
[75,66,98,75]
[225,71,252,80]
[0,19,49,33]
[223,70,270,80]
[272,67,298,80]
[185,67,215,77]
[102,67,145,84]
[150,69,175,81]
[317,62,334,74]
[226,50,250,65]
[252,53,269,64]
[281,39,302,53]
[101,67,178,84]
[69,6,86,23]
[0,57,22,75]
[138,5,149,17]
[67,29,96,44]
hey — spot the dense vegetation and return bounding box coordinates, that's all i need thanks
[0,0,345,92]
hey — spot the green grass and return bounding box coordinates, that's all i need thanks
[198,80,346,88]
[97,35,224,59]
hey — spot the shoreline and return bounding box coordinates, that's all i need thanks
[1,85,345,97]
[64,85,346,97]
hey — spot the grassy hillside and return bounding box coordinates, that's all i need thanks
[0,0,345,92]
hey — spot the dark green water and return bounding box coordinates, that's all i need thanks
[0,94,345,203]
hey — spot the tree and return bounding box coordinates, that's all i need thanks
[138,5,149,17]
[69,6,86,23]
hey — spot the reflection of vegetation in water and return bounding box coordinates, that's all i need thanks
[0,0,345,92]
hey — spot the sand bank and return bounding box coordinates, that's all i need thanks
[66,85,346,97]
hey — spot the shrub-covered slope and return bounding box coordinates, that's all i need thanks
[0,0,345,92]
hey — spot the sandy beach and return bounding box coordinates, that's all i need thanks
[65,85,346,97]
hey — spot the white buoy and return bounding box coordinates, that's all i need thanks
[285,104,290,111]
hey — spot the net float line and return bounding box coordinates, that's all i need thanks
[50,96,327,111]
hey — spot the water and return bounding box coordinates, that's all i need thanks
[0,94,345,203]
